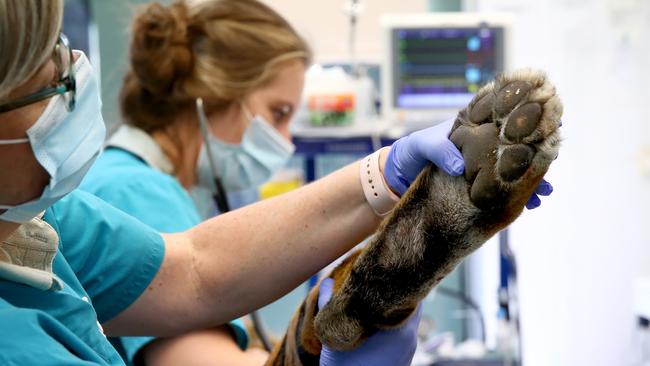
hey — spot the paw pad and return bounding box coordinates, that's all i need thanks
[497,145,535,182]
[503,103,542,142]
[495,81,533,117]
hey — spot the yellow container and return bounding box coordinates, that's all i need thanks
[259,170,303,200]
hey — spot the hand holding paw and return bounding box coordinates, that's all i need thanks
[318,278,421,366]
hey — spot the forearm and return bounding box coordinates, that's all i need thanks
[143,327,269,366]
[105,152,389,335]
[186,159,383,323]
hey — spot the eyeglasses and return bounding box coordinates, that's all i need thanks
[0,34,76,114]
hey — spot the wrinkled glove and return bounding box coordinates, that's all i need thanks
[383,118,465,196]
[318,278,421,366]
[383,118,553,209]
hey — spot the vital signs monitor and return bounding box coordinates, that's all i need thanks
[381,13,512,130]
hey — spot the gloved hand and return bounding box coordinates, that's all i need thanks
[525,178,553,209]
[318,278,421,366]
[383,118,554,209]
[383,118,464,196]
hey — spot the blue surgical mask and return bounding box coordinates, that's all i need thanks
[195,98,295,193]
[0,53,106,223]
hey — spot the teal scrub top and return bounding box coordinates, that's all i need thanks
[81,146,249,364]
[0,190,165,365]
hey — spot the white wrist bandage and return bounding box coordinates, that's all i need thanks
[359,147,400,216]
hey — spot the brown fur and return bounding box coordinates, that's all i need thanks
[265,69,562,365]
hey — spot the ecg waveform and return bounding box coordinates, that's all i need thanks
[394,28,500,108]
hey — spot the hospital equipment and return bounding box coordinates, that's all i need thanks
[290,1,382,136]
[343,0,362,77]
[300,67,374,127]
[196,98,231,213]
[381,13,513,132]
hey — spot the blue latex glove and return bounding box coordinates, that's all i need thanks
[384,118,465,196]
[525,179,553,209]
[318,278,421,366]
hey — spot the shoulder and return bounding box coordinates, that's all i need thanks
[47,189,120,222]
[48,189,130,221]
[45,190,165,256]
[44,191,166,322]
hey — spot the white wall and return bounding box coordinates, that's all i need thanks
[471,0,650,365]
[261,0,428,62]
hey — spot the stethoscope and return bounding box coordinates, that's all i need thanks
[196,98,230,213]
[195,98,273,352]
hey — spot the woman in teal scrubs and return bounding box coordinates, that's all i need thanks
[80,2,299,364]
[0,1,542,365]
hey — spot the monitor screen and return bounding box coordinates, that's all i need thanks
[392,27,504,109]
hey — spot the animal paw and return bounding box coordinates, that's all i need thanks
[450,69,562,210]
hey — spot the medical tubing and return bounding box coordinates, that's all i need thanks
[212,177,230,213]
[196,98,230,213]
[250,311,273,352]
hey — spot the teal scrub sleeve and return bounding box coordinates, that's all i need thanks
[81,149,249,362]
[45,190,165,324]
[230,318,249,350]
[0,306,112,365]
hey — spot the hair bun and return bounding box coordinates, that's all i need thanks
[129,2,193,94]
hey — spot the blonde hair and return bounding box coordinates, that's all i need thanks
[121,0,312,132]
[0,0,63,102]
